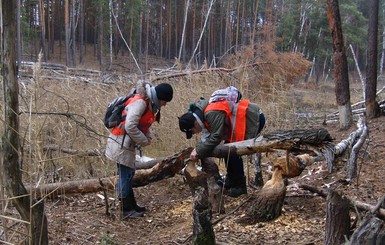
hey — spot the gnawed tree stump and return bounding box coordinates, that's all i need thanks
[325,189,351,245]
[184,160,215,245]
[349,213,385,245]
[274,153,314,178]
[237,165,286,224]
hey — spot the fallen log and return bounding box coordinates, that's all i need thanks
[209,128,333,158]
[28,147,192,198]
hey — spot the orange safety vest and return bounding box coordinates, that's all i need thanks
[203,99,249,142]
[111,95,155,135]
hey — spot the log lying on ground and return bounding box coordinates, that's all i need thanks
[209,128,333,158]
[28,147,192,198]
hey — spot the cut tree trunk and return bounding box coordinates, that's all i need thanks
[349,213,385,245]
[237,165,286,225]
[184,160,215,245]
[325,189,351,245]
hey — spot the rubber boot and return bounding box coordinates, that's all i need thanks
[121,197,144,218]
[129,189,146,212]
[225,176,247,197]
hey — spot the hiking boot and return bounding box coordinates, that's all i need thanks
[225,186,247,197]
[122,210,144,219]
[224,176,247,197]
[129,189,146,212]
[120,196,144,219]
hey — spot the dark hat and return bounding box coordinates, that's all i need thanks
[155,83,173,102]
[178,112,196,139]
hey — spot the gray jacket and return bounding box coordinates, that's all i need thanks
[105,81,160,168]
[193,99,262,158]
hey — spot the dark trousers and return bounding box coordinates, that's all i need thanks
[224,153,244,183]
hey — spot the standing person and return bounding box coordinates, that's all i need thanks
[105,81,173,218]
[178,88,265,197]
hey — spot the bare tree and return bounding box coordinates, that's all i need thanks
[1,1,48,244]
[326,0,353,129]
[365,0,382,118]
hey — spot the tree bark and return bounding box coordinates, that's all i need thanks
[326,0,353,129]
[253,153,264,186]
[325,189,351,245]
[1,1,48,244]
[237,166,286,224]
[184,160,216,245]
[349,214,385,245]
[209,128,333,158]
[365,0,382,119]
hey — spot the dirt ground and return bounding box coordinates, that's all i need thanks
[44,115,385,245]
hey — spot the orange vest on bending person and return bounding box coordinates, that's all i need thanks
[203,99,250,142]
[111,94,155,135]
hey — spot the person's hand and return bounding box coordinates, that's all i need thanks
[146,137,152,146]
[190,148,198,160]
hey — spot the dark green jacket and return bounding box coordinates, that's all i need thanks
[193,99,262,158]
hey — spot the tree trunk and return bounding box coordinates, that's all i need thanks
[65,0,70,66]
[1,1,48,244]
[16,0,22,72]
[38,0,47,61]
[184,160,216,245]
[28,148,192,197]
[326,0,353,130]
[79,0,84,64]
[324,189,351,245]
[365,0,382,119]
[71,0,76,66]
[349,214,385,245]
[209,128,333,158]
[253,153,264,186]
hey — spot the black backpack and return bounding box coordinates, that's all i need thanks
[104,92,136,129]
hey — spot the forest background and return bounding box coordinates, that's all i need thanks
[1,0,385,244]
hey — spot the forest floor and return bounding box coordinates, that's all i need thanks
[44,106,385,244]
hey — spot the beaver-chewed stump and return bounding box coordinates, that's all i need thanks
[237,165,286,225]
[184,160,215,245]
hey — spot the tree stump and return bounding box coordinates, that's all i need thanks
[237,166,286,225]
[325,189,351,245]
[207,176,225,214]
[184,160,215,245]
[349,213,385,245]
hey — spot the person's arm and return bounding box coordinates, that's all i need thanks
[195,110,226,158]
[124,99,150,146]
